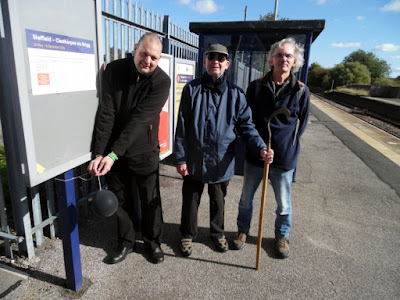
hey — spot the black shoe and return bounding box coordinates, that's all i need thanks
[106,244,135,264]
[149,245,164,264]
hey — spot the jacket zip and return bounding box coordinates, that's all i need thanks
[148,124,152,144]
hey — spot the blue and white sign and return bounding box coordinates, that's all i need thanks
[25,29,96,95]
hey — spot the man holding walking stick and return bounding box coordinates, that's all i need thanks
[174,43,274,257]
[232,37,311,259]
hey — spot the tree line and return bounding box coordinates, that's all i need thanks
[307,49,400,92]
[258,13,400,91]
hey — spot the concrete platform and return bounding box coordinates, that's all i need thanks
[1,94,399,299]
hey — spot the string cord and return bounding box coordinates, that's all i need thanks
[54,173,94,183]
[98,176,102,190]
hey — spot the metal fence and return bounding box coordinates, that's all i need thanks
[102,0,199,63]
[0,0,199,260]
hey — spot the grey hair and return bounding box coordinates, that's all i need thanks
[267,37,305,73]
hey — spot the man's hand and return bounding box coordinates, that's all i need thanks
[176,163,189,177]
[87,155,115,176]
[260,148,274,164]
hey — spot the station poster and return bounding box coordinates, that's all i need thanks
[174,59,196,129]
[25,29,96,96]
[157,54,174,160]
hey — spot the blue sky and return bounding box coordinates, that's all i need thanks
[138,0,400,78]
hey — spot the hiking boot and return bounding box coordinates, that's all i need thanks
[232,231,248,250]
[212,235,228,252]
[180,238,192,257]
[275,236,290,258]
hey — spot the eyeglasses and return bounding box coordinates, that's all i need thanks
[206,53,227,62]
[274,53,294,59]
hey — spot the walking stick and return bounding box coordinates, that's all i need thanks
[256,108,290,270]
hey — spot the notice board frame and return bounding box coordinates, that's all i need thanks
[173,58,196,137]
[0,0,103,187]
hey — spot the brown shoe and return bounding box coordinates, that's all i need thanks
[212,235,228,252]
[275,237,290,258]
[232,231,248,250]
[180,238,193,257]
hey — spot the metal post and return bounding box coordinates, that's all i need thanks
[274,0,279,20]
[30,186,44,246]
[45,180,56,239]
[302,32,313,85]
[55,169,83,292]
[162,15,170,54]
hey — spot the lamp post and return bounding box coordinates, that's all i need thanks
[274,0,279,20]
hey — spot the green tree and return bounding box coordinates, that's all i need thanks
[309,62,322,71]
[259,12,289,21]
[329,62,371,87]
[342,50,390,83]
[373,77,400,87]
[321,74,331,90]
[307,63,330,91]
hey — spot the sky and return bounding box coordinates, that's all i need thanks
[137,0,400,78]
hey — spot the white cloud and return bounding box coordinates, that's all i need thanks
[312,0,327,5]
[179,0,191,4]
[331,42,361,48]
[392,55,400,59]
[356,16,365,21]
[381,0,400,12]
[192,0,218,14]
[374,43,400,52]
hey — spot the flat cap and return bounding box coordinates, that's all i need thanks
[205,43,229,57]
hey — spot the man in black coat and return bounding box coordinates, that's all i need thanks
[88,33,171,264]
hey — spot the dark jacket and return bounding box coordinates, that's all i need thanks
[246,71,310,170]
[174,72,266,183]
[93,57,171,163]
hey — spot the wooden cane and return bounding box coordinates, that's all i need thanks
[256,141,271,270]
[255,107,290,270]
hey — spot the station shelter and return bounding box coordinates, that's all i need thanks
[189,20,325,174]
[190,20,325,91]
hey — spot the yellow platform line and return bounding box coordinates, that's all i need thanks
[311,96,400,167]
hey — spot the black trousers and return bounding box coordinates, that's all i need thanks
[180,176,229,240]
[106,157,163,250]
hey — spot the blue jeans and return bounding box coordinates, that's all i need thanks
[236,161,294,238]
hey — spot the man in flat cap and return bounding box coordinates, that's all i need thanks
[174,43,274,257]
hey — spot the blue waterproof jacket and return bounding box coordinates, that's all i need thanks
[245,71,310,171]
[174,73,266,183]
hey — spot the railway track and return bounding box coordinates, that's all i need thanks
[312,93,400,139]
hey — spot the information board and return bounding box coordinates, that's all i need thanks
[0,0,103,187]
[174,58,196,132]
